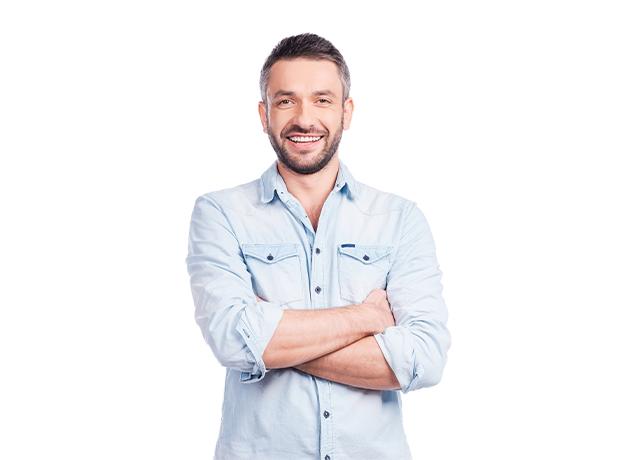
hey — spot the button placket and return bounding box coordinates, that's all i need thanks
[322,408,332,460]
[310,192,340,309]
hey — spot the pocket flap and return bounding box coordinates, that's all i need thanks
[338,244,392,264]
[241,243,300,264]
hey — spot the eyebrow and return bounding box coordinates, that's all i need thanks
[272,89,337,99]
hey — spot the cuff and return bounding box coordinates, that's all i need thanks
[373,326,419,393]
[235,299,284,384]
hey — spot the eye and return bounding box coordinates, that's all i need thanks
[317,98,331,104]
[277,99,292,106]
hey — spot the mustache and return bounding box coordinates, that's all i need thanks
[283,126,327,137]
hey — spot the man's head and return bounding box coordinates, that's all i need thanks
[258,33,354,175]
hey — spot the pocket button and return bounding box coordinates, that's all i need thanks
[241,243,304,304]
[337,244,393,303]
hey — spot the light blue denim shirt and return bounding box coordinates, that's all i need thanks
[185,158,451,460]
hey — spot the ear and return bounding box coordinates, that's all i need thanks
[258,101,268,133]
[343,97,354,130]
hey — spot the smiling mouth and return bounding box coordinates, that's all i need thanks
[286,135,324,146]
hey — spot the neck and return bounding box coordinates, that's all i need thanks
[277,155,340,207]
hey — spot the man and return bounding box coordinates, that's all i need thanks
[186,33,451,460]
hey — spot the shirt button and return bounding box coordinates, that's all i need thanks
[315,286,322,294]
[325,456,331,460]
[363,254,369,261]
[267,254,274,260]
[315,247,321,254]
[323,410,330,418]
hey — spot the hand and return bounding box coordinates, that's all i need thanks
[362,288,395,333]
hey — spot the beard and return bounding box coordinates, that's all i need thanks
[266,116,344,175]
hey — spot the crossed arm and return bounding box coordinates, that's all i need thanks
[258,297,401,391]
[261,205,450,393]
[294,335,401,391]
[188,195,449,394]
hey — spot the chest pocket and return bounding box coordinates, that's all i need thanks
[241,243,304,306]
[337,244,393,304]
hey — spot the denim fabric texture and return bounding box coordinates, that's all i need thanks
[186,159,451,459]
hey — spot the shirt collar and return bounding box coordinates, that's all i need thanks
[259,159,358,204]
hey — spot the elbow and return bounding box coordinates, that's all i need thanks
[191,292,283,383]
[375,321,451,393]
[404,329,450,392]
[402,357,446,392]
[195,305,270,383]
[418,360,446,388]
[195,312,246,371]
[195,314,231,367]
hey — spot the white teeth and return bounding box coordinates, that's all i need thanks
[289,136,322,143]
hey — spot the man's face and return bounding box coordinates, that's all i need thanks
[258,58,354,175]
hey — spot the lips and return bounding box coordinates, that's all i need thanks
[285,135,325,149]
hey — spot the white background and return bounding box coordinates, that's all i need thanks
[1,1,634,458]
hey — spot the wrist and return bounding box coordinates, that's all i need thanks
[348,302,378,336]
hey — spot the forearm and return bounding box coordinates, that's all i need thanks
[294,335,400,391]
[262,305,376,369]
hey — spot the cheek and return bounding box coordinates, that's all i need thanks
[270,117,291,136]
[325,113,344,131]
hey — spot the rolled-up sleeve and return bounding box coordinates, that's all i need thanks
[373,201,451,393]
[186,194,284,384]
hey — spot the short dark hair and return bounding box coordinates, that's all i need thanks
[260,33,351,106]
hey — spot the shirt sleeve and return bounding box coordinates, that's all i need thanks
[372,201,451,393]
[185,194,285,384]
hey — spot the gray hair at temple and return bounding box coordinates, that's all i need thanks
[259,33,351,108]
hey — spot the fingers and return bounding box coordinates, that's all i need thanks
[364,288,387,304]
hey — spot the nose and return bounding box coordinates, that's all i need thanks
[293,100,317,130]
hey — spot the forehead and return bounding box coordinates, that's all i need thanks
[267,58,342,99]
